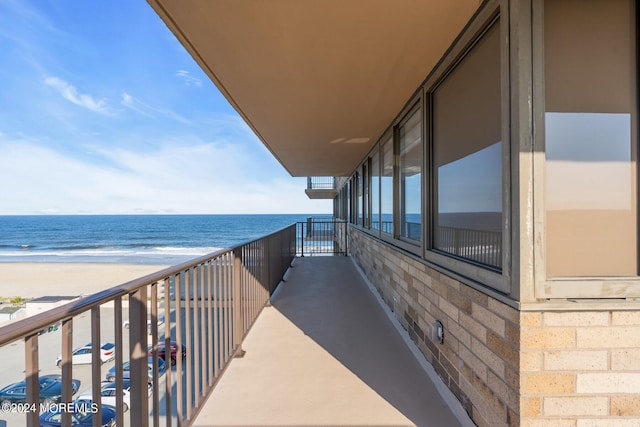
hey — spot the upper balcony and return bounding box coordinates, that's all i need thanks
[305,177,338,199]
[0,220,470,427]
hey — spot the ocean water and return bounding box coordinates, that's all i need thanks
[0,214,325,265]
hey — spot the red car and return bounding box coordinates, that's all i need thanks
[148,342,187,366]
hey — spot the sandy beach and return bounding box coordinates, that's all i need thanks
[0,263,169,299]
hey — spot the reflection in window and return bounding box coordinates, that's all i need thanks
[371,152,381,230]
[356,172,363,226]
[346,180,352,223]
[433,20,502,269]
[399,107,422,241]
[363,163,369,228]
[544,0,637,277]
[381,135,394,234]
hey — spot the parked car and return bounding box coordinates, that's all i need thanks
[122,314,165,330]
[0,374,80,405]
[56,342,115,367]
[148,341,187,366]
[40,402,116,427]
[75,379,152,412]
[105,356,167,383]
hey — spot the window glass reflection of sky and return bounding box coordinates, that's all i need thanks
[546,112,632,210]
[438,142,502,213]
[403,173,422,214]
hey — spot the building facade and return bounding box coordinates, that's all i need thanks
[149,0,640,425]
[336,1,640,425]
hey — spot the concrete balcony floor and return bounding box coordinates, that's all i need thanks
[193,256,472,427]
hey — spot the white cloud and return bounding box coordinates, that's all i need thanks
[176,70,202,87]
[120,92,154,118]
[121,92,192,125]
[44,76,111,115]
[0,137,331,215]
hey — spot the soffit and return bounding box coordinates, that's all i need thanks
[148,0,482,176]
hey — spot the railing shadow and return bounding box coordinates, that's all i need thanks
[270,256,462,427]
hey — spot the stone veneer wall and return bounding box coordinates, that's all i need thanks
[349,228,521,427]
[520,311,640,426]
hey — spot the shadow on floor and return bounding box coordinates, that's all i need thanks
[270,256,463,427]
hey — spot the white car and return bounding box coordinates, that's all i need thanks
[75,379,152,412]
[56,342,115,367]
[122,314,165,330]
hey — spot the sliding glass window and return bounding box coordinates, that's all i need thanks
[346,179,352,224]
[356,172,363,226]
[371,151,381,231]
[381,135,394,235]
[432,20,502,269]
[399,107,422,242]
[544,0,637,277]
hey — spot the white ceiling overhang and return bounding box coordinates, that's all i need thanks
[147,0,482,176]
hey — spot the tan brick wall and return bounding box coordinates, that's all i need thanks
[349,229,520,427]
[349,228,640,427]
[521,309,640,427]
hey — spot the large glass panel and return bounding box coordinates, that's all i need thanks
[346,179,352,223]
[399,108,422,241]
[357,172,363,226]
[363,163,369,228]
[433,21,502,269]
[381,135,394,234]
[371,151,381,231]
[545,0,637,277]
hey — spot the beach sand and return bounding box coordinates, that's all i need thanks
[0,263,169,299]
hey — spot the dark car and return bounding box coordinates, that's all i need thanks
[40,402,116,427]
[148,341,187,366]
[0,374,80,405]
[105,356,167,383]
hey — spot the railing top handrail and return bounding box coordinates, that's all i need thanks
[0,222,297,347]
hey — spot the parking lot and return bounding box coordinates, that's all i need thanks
[0,306,174,427]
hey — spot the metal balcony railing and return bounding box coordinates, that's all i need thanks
[0,224,296,427]
[435,225,502,269]
[297,218,347,256]
[306,177,335,190]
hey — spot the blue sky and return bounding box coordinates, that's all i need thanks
[0,0,331,215]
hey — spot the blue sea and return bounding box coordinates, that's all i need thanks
[0,214,326,265]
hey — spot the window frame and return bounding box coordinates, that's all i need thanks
[344,0,513,298]
[370,147,382,233]
[395,99,424,253]
[422,9,510,294]
[532,0,640,299]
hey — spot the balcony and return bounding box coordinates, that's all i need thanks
[304,177,338,199]
[0,221,470,427]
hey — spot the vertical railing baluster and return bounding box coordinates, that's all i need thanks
[175,272,183,426]
[201,262,207,394]
[25,333,38,427]
[114,297,124,427]
[91,307,102,427]
[233,247,244,357]
[185,269,192,422]
[224,253,231,362]
[129,286,148,427]
[60,318,73,427]
[207,261,214,387]
[163,277,172,427]
[150,282,159,427]
[193,266,201,408]
[213,258,220,379]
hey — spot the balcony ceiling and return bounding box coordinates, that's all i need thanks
[147,0,482,177]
